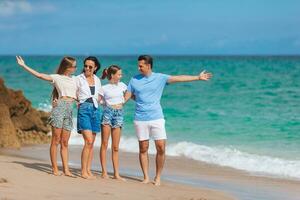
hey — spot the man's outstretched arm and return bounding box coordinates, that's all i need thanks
[167,70,212,84]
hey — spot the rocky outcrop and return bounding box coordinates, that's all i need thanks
[0,78,51,148]
[0,104,20,148]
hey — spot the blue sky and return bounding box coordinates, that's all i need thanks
[0,0,299,55]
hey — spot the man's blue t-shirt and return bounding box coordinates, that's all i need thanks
[127,72,170,121]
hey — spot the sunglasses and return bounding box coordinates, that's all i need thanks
[84,65,95,70]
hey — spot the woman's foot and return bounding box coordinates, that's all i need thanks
[81,173,89,179]
[101,173,109,179]
[87,171,95,177]
[141,178,150,184]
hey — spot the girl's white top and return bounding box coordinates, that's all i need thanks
[102,82,127,106]
[50,74,77,99]
[75,73,103,108]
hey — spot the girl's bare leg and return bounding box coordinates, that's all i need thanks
[60,129,74,177]
[100,125,111,178]
[111,127,125,181]
[50,127,62,175]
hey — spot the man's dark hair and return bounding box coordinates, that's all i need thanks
[138,55,153,69]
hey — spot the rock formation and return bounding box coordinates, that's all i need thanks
[0,78,51,148]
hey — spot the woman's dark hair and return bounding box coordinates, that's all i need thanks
[82,56,101,74]
[101,65,121,80]
[138,55,153,69]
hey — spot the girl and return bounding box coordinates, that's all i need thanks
[16,56,77,177]
[100,65,127,180]
[75,56,103,179]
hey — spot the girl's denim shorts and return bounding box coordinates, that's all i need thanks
[101,106,124,128]
[77,102,102,134]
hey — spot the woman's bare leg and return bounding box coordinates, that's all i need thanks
[81,130,95,179]
[87,133,96,177]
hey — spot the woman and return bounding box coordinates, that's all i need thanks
[16,56,77,177]
[100,65,127,180]
[75,56,103,179]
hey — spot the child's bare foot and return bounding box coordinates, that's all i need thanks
[64,171,76,178]
[113,175,126,181]
[51,170,61,176]
[153,177,161,186]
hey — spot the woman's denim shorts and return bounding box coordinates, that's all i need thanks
[77,102,102,134]
[48,99,74,131]
[101,106,124,128]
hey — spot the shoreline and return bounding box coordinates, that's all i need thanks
[0,145,234,200]
[1,145,300,200]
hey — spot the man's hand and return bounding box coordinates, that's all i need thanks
[199,70,212,81]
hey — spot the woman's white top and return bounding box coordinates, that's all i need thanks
[50,74,77,99]
[102,82,127,106]
[75,73,103,108]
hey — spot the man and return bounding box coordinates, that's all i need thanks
[125,55,212,186]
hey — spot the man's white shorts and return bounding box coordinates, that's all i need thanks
[134,119,167,141]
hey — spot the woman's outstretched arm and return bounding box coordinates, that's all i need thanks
[16,56,53,82]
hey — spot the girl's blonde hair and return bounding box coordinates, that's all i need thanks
[51,56,76,100]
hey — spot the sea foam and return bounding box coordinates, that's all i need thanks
[69,128,300,180]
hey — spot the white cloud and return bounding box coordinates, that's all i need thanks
[0,0,55,17]
[0,0,32,16]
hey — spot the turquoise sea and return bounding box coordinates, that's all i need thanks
[1,55,299,179]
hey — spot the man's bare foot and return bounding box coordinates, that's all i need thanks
[153,177,161,186]
[101,173,109,179]
[113,175,126,181]
[141,178,150,184]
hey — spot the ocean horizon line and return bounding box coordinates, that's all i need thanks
[1,54,300,57]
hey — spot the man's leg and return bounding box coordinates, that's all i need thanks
[139,140,150,183]
[154,139,166,186]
